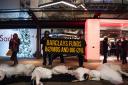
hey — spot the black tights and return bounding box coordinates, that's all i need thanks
[10,51,18,65]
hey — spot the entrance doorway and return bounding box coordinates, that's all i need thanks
[85,19,128,62]
[100,20,128,61]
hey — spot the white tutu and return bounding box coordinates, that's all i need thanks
[52,65,69,75]
[0,64,35,81]
[0,64,16,78]
[0,70,6,81]
[68,67,90,81]
[15,64,35,76]
[31,67,52,85]
[97,63,123,85]
[102,63,128,76]
[89,70,101,80]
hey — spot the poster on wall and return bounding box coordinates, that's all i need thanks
[0,29,37,58]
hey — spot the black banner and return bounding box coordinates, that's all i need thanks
[44,38,85,54]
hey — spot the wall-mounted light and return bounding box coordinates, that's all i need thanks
[39,1,77,8]
[77,4,87,10]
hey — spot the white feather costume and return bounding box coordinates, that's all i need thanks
[0,64,16,79]
[89,70,101,80]
[68,67,90,81]
[15,64,35,76]
[0,64,35,81]
[0,70,6,81]
[31,67,52,85]
[97,63,123,85]
[52,65,69,75]
[102,63,128,76]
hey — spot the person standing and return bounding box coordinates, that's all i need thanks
[9,33,20,66]
[76,35,86,67]
[121,37,128,64]
[116,39,122,61]
[41,31,52,66]
[102,37,109,64]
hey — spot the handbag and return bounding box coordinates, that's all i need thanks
[6,49,13,56]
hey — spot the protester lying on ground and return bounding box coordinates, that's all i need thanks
[0,64,35,81]
[1,63,127,85]
[31,67,52,85]
[88,70,101,80]
[99,63,128,76]
[95,63,128,85]
[52,65,69,75]
[67,63,128,85]
[68,67,90,82]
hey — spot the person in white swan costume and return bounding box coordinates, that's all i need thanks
[31,67,52,85]
[52,64,128,84]
[32,64,128,85]
[88,70,101,80]
[31,65,70,85]
[52,65,69,75]
[0,64,35,81]
[89,63,128,85]
[52,65,90,81]
[68,67,90,82]
[31,65,89,85]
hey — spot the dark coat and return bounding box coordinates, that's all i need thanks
[121,40,128,52]
[9,38,20,52]
[102,40,109,53]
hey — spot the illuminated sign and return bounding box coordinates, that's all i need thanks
[0,29,37,58]
[0,34,13,42]
[44,39,85,54]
